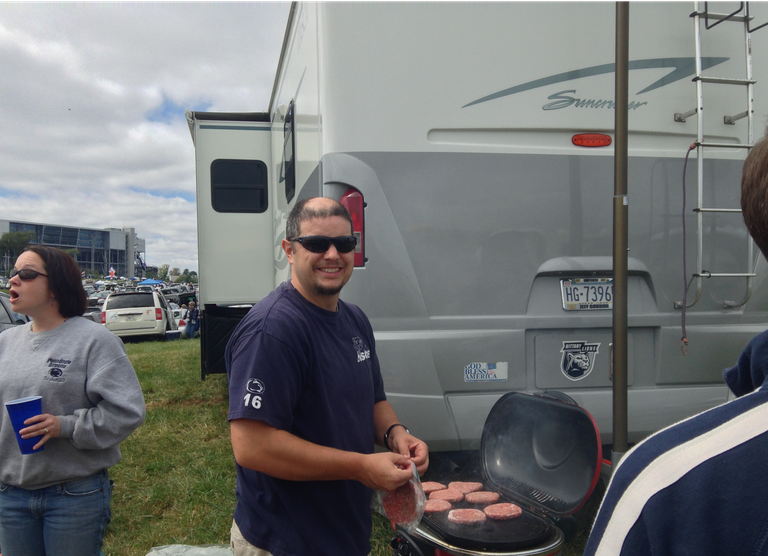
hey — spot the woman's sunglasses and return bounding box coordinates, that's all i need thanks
[288,235,357,254]
[10,268,48,281]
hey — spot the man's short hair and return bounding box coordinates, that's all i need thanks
[741,133,768,259]
[286,197,354,239]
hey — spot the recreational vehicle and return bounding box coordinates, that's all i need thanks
[187,2,768,451]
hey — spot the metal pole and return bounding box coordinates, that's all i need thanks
[612,1,630,468]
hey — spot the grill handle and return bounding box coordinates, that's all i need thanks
[390,528,426,556]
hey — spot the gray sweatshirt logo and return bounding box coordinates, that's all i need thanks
[44,357,71,383]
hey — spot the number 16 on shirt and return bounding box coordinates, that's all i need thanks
[244,394,262,409]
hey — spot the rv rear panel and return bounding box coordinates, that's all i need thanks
[192,2,768,448]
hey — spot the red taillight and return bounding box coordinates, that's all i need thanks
[101,312,105,324]
[156,308,163,320]
[572,133,612,147]
[340,188,365,267]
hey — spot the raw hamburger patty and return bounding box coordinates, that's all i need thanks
[484,503,523,520]
[447,508,487,525]
[422,481,447,494]
[429,489,464,503]
[424,499,452,513]
[465,491,500,504]
[383,481,418,524]
[449,481,484,494]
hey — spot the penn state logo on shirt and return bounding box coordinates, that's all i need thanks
[353,337,371,363]
[560,341,600,381]
[243,379,265,410]
[44,357,71,383]
[246,379,265,395]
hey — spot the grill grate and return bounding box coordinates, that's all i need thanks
[498,477,569,512]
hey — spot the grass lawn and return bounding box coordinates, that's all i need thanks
[103,338,233,555]
[105,338,600,556]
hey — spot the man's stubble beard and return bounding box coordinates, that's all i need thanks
[314,284,343,296]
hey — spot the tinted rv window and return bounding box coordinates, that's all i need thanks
[283,100,296,203]
[210,159,268,213]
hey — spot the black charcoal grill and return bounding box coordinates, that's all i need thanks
[391,391,601,556]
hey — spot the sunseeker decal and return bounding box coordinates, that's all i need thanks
[560,341,600,381]
[543,90,648,111]
[463,57,728,110]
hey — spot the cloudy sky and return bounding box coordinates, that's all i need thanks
[0,2,291,274]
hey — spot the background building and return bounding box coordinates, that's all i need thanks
[0,219,146,278]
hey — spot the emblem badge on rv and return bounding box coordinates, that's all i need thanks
[560,341,600,381]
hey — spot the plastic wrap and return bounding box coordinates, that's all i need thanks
[380,460,426,533]
[145,545,232,556]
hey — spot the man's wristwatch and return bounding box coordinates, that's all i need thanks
[383,423,410,451]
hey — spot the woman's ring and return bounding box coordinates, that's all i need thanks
[44,428,49,434]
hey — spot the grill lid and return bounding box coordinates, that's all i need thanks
[481,391,602,518]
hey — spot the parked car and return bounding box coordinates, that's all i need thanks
[101,291,177,340]
[0,292,31,334]
[87,290,111,308]
[0,277,8,289]
[172,308,189,338]
[178,290,197,307]
[160,287,181,305]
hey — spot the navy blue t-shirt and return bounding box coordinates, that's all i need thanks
[226,281,386,556]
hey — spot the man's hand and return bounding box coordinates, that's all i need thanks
[388,430,429,476]
[374,401,430,476]
[355,452,414,491]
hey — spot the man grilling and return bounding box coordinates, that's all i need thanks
[226,197,429,556]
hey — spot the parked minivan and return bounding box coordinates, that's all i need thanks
[102,292,177,339]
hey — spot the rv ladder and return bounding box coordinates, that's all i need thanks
[674,1,766,310]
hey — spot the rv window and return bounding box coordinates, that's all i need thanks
[283,100,296,203]
[210,159,268,213]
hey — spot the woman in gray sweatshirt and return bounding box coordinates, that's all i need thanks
[0,246,146,556]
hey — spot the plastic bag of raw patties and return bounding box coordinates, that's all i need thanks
[379,460,426,533]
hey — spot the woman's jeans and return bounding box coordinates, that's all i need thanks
[0,470,112,556]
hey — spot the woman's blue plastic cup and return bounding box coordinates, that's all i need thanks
[5,396,44,454]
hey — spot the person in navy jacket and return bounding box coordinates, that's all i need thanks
[585,133,768,556]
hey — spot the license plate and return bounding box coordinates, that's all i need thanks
[561,278,613,311]
[125,316,137,321]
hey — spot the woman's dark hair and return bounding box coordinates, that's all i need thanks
[23,245,87,318]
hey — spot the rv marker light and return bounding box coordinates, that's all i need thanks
[572,133,612,147]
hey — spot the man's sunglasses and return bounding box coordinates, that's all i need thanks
[288,235,358,254]
[11,268,48,281]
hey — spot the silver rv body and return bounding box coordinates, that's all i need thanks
[188,2,768,450]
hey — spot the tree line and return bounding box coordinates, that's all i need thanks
[146,264,198,284]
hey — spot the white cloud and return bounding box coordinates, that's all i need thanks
[0,2,290,272]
